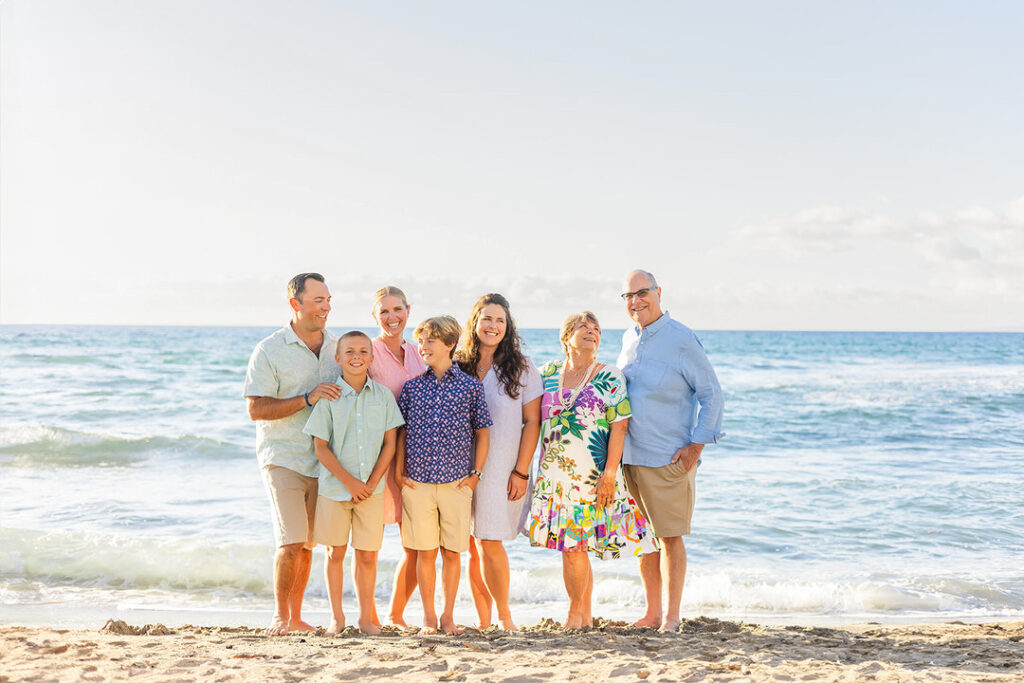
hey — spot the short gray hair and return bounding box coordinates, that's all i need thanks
[628,269,658,288]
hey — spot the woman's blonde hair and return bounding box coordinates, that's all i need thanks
[559,311,601,356]
[372,285,409,311]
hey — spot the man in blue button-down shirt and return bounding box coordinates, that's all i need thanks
[617,269,724,632]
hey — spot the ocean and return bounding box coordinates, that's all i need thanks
[2,325,1022,628]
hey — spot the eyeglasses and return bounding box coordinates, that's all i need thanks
[620,288,651,301]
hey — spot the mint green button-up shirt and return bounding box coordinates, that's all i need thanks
[303,377,405,502]
[243,325,340,477]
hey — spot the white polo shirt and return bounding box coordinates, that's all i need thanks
[243,324,340,477]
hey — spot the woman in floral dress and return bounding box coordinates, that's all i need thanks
[527,311,658,629]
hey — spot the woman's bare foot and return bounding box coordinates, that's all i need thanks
[563,613,584,629]
[421,617,439,635]
[439,616,463,636]
[632,614,661,628]
[288,619,317,633]
[325,619,345,636]
[497,613,517,631]
[659,618,681,633]
[359,618,381,635]
[387,616,410,629]
[266,616,289,636]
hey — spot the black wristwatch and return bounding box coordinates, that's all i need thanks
[470,469,483,480]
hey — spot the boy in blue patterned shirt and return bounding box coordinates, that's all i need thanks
[395,315,492,635]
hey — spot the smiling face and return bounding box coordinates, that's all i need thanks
[336,334,373,380]
[416,335,456,371]
[290,278,331,333]
[567,319,601,355]
[622,271,663,329]
[475,303,508,350]
[373,295,410,339]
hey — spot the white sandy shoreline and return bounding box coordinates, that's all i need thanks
[2,617,1022,682]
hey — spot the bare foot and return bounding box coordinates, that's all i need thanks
[387,616,410,629]
[659,618,681,633]
[266,615,289,636]
[477,619,492,629]
[421,617,439,635]
[359,618,381,635]
[439,616,463,636]
[564,614,584,629]
[288,619,317,633]
[325,619,345,636]
[632,615,661,629]
[497,613,517,631]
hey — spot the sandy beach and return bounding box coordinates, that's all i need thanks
[2,618,1021,682]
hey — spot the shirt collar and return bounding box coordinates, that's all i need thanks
[424,364,461,382]
[283,322,303,345]
[338,376,376,397]
[635,310,672,338]
[284,322,329,351]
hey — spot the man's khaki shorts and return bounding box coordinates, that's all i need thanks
[312,493,386,551]
[263,465,318,549]
[623,460,698,538]
[400,479,473,552]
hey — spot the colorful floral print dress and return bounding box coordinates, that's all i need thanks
[527,361,658,560]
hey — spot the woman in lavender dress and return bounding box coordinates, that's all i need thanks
[455,293,542,630]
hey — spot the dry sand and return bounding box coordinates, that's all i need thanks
[2,617,1022,682]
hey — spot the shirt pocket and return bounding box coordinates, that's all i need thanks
[363,400,388,436]
[633,358,669,390]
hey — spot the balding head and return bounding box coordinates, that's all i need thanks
[622,269,663,329]
[624,269,658,289]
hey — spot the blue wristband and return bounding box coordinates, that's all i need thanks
[304,392,312,407]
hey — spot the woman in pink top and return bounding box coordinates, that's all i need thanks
[368,285,426,628]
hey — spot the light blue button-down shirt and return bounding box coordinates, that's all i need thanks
[243,325,340,477]
[303,377,405,502]
[617,312,724,467]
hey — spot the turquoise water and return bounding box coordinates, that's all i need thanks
[1,326,1022,626]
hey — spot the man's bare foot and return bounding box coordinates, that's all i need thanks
[659,618,681,633]
[325,619,345,636]
[497,613,517,631]
[439,616,463,636]
[632,614,661,628]
[288,619,317,633]
[359,617,381,635]
[266,615,289,636]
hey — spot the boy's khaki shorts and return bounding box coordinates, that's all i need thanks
[312,493,386,551]
[400,479,473,552]
[623,460,698,538]
[263,465,318,549]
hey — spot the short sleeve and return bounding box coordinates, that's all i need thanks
[521,357,543,404]
[470,381,493,430]
[303,399,334,442]
[243,346,278,398]
[601,366,631,424]
[383,391,405,431]
[397,383,410,420]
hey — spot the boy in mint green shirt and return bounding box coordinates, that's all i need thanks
[303,331,404,635]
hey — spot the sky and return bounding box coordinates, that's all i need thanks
[2,1,1022,330]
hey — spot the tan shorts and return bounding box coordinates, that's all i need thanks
[623,460,698,538]
[263,465,318,549]
[400,479,474,552]
[312,493,386,551]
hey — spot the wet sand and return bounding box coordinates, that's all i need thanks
[2,617,1022,681]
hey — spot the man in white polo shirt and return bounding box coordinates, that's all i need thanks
[244,272,341,636]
